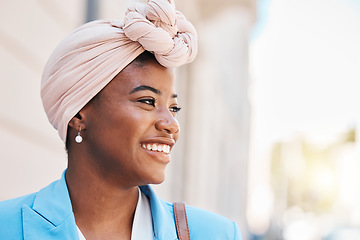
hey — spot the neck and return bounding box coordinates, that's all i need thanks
[66,159,139,239]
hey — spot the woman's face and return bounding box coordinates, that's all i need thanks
[81,58,180,187]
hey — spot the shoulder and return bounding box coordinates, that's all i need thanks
[0,192,37,220]
[185,204,241,240]
[142,185,241,240]
[0,192,37,239]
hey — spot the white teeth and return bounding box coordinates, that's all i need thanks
[152,144,158,151]
[164,145,170,154]
[141,143,170,153]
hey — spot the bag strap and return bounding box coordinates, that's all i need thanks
[173,202,190,240]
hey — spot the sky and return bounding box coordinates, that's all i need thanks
[250,0,360,149]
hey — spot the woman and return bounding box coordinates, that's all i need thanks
[0,0,241,239]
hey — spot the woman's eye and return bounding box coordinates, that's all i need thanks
[170,106,181,113]
[138,98,155,107]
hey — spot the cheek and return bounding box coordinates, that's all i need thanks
[113,108,155,142]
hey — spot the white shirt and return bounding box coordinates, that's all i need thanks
[77,188,153,240]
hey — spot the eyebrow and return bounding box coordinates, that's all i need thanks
[129,85,178,98]
[130,85,161,95]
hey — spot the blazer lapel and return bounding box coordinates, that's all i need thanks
[22,171,79,240]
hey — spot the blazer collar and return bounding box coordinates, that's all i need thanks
[140,185,178,240]
[22,170,78,240]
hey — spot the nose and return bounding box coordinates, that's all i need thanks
[155,110,180,135]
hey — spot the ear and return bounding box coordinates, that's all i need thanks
[68,111,87,132]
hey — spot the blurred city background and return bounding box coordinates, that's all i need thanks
[0,0,359,239]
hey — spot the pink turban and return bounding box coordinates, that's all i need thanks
[41,0,197,143]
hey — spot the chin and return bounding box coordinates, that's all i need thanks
[151,177,165,185]
[145,171,166,185]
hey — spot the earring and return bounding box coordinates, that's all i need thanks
[75,126,83,143]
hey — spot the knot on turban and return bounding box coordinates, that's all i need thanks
[118,0,197,67]
[41,0,197,143]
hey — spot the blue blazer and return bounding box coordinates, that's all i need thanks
[0,171,241,239]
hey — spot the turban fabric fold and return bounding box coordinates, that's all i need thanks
[41,0,197,143]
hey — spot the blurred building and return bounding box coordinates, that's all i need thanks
[266,127,360,239]
[0,0,256,239]
[0,0,85,200]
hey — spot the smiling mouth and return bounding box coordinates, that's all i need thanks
[141,143,171,154]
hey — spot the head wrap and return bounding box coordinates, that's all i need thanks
[41,0,197,143]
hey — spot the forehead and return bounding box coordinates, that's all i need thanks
[102,59,176,97]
